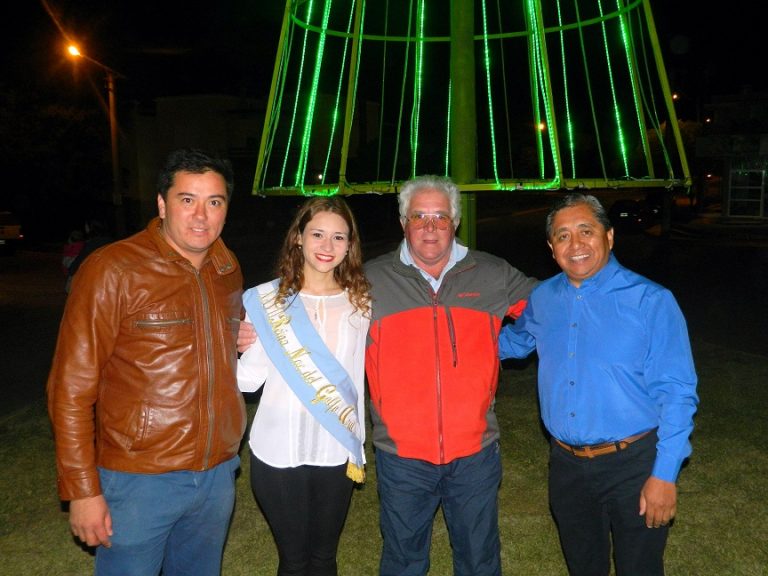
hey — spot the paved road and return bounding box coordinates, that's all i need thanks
[0,250,67,414]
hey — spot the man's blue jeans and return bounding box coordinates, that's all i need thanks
[376,442,502,576]
[94,455,240,576]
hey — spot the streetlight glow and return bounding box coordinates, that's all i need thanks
[65,43,125,236]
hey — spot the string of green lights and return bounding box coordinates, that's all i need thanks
[252,0,690,197]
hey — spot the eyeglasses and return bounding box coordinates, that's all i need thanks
[407,213,452,230]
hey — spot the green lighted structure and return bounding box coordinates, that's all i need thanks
[253,0,690,241]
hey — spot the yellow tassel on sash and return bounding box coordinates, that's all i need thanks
[346,461,366,484]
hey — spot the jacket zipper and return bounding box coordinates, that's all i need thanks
[195,269,216,470]
[431,290,445,463]
[446,305,457,367]
[431,270,461,462]
[488,313,497,409]
[134,318,193,328]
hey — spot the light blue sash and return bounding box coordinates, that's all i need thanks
[243,280,365,482]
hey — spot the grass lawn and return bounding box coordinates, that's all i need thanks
[1,338,766,575]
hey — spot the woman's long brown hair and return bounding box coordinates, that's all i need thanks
[274,196,371,315]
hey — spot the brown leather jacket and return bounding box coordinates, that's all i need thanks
[47,217,246,501]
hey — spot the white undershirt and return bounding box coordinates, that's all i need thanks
[237,291,369,468]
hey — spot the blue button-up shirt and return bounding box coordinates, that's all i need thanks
[499,254,698,482]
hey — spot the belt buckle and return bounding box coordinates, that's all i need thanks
[577,445,592,458]
[583,443,616,458]
[559,438,620,458]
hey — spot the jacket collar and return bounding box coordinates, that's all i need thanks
[391,239,475,278]
[146,216,239,276]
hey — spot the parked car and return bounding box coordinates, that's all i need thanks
[0,211,24,254]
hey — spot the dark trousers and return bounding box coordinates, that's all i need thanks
[375,442,502,576]
[549,432,668,576]
[250,453,354,576]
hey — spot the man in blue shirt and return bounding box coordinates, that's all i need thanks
[499,193,698,576]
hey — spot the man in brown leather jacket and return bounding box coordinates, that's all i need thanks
[47,148,246,576]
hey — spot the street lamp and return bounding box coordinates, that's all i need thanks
[67,44,126,236]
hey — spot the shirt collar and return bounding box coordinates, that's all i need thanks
[399,239,468,290]
[148,216,238,276]
[561,252,619,292]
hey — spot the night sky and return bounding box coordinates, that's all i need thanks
[6,0,764,103]
[8,1,284,101]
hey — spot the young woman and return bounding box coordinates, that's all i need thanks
[238,196,371,576]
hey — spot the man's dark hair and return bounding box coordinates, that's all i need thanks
[156,148,234,200]
[545,192,613,238]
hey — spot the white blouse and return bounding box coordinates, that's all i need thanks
[237,291,369,468]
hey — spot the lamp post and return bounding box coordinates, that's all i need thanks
[67,45,125,237]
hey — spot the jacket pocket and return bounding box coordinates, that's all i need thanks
[100,397,155,453]
[134,316,193,332]
[127,401,153,451]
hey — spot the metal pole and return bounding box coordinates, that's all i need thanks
[450,0,477,248]
[252,0,293,194]
[106,71,124,237]
[338,0,365,192]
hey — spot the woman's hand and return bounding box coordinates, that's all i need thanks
[237,321,257,354]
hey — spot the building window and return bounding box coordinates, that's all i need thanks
[728,169,766,217]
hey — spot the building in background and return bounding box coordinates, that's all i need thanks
[696,87,768,219]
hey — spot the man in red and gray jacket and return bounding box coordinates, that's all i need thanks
[365,175,538,576]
